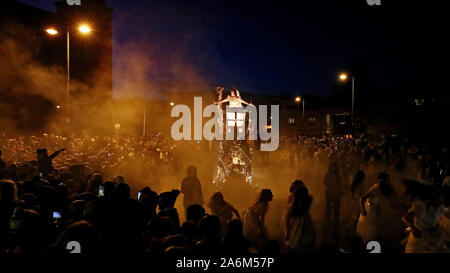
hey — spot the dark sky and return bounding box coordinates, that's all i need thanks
[18,0,450,98]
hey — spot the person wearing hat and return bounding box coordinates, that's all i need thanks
[157,190,181,231]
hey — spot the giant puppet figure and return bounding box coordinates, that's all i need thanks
[212,87,255,187]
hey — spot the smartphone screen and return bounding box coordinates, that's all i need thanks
[53,211,62,221]
[98,185,105,197]
[137,191,142,200]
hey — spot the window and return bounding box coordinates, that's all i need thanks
[288,118,295,124]
[414,99,424,106]
[308,117,317,124]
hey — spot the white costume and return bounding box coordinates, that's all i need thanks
[226,96,246,129]
[356,184,397,243]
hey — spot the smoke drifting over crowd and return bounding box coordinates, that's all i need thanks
[0,19,310,233]
[1,0,449,261]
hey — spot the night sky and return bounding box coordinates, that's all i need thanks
[17,0,450,98]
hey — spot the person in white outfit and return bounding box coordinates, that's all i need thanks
[215,88,252,137]
[401,178,449,253]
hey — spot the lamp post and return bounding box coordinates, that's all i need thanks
[295,96,305,135]
[45,24,92,123]
[339,73,355,135]
[295,96,305,116]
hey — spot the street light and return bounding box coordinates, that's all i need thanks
[44,23,93,123]
[78,24,92,34]
[338,72,355,135]
[339,73,348,81]
[295,96,306,135]
[294,96,305,116]
[45,28,58,35]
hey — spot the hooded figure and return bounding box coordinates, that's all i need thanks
[181,166,203,216]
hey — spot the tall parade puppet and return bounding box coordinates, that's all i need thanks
[212,87,256,188]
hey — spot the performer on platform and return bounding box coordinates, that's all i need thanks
[215,88,252,136]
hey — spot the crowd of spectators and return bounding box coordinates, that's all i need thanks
[0,132,449,254]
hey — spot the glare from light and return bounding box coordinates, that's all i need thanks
[78,24,92,34]
[339,73,348,81]
[45,28,58,35]
[170,102,175,106]
[295,97,301,103]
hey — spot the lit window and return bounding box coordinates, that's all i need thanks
[414,99,424,106]
[308,117,317,124]
[288,118,295,124]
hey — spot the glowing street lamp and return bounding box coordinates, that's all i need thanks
[294,96,306,134]
[339,73,348,81]
[294,96,305,116]
[45,28,58,35]
[338,72,355,134]
[78,24,92,34]
[44,23,93,123]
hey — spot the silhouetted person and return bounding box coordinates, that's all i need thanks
[224,219,249,255]
[67,200,87,223]
[181,166,204,217]
[147,216,175,255]
[287,179,305,205]
[102,181,116,199]
[186,204,206,225]
[180,221,197,245]
[193,215,223,255]
[323,162,343,237]
[9,208,44,253]
[138,186,159,222]
[47,220,101,255]
[345,170,366,236]
[281,186,316,253]
[157,190,181,230]
[36,148,64,177]
[208,192,239,235]
[113,176,125,184]
[104,183,144,254]
[242,189,273,250]
[85,173,103,194]
[358,172,400,250]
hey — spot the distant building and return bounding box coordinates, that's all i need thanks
[245,94,353,137]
